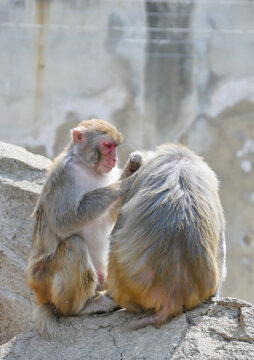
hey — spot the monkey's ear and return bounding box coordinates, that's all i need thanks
[72,128,86,144]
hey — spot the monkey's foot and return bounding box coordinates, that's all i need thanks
[80,293,119,314]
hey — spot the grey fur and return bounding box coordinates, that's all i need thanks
[111,143,226,295]
[27,121,139,338]
[33,304,58,339]
[31,144,133,258]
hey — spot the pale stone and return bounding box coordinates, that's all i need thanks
[0,142,51,345]
[1,0,254,350]
[0,298,253,360]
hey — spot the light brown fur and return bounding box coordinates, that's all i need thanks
[26,119,142,338]
[83,144,226,329]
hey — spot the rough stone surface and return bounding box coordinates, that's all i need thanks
[0,298,253,360]
[0,142,51,345]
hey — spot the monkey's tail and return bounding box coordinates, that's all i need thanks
[129,309,169,330]
[33,304,58,339]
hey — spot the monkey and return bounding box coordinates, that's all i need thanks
[26,118,142,338]
[83,143,227,329]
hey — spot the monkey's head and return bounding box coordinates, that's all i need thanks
[72,118,123,174]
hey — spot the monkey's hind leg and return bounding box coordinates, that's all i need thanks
[51,236,98,316]
[80,292,119,314]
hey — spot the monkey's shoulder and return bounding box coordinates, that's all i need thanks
[138,144,218,189]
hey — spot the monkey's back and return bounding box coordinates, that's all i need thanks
[107,144,225,317]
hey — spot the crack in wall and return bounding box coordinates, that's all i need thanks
[33,0,50,138]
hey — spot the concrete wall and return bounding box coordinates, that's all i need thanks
[0,0,254,302]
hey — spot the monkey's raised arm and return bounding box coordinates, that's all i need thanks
[52,175,135,237]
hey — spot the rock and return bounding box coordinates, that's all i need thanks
[0,142,51,345]
[0,298,253,360]
[171,298,254,360]
[0,142,254,359]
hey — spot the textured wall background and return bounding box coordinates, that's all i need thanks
[0,0,254,302]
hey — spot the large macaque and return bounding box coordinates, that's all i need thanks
[26,118,141,338]
[84,144,227,329]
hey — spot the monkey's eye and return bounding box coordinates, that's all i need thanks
[103,142,115,150]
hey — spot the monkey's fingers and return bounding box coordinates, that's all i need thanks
[128,152,144,172]
[120,152,144,180]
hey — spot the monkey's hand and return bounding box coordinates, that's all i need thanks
[129,152,144,172]
[121,152,144,179]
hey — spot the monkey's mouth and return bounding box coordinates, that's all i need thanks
[103,166,114,172]
[99,164,115,173]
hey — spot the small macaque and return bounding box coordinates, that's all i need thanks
[26,118,142,338]
[84,144,226,329]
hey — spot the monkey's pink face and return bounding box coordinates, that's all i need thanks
[98,141,117,173]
